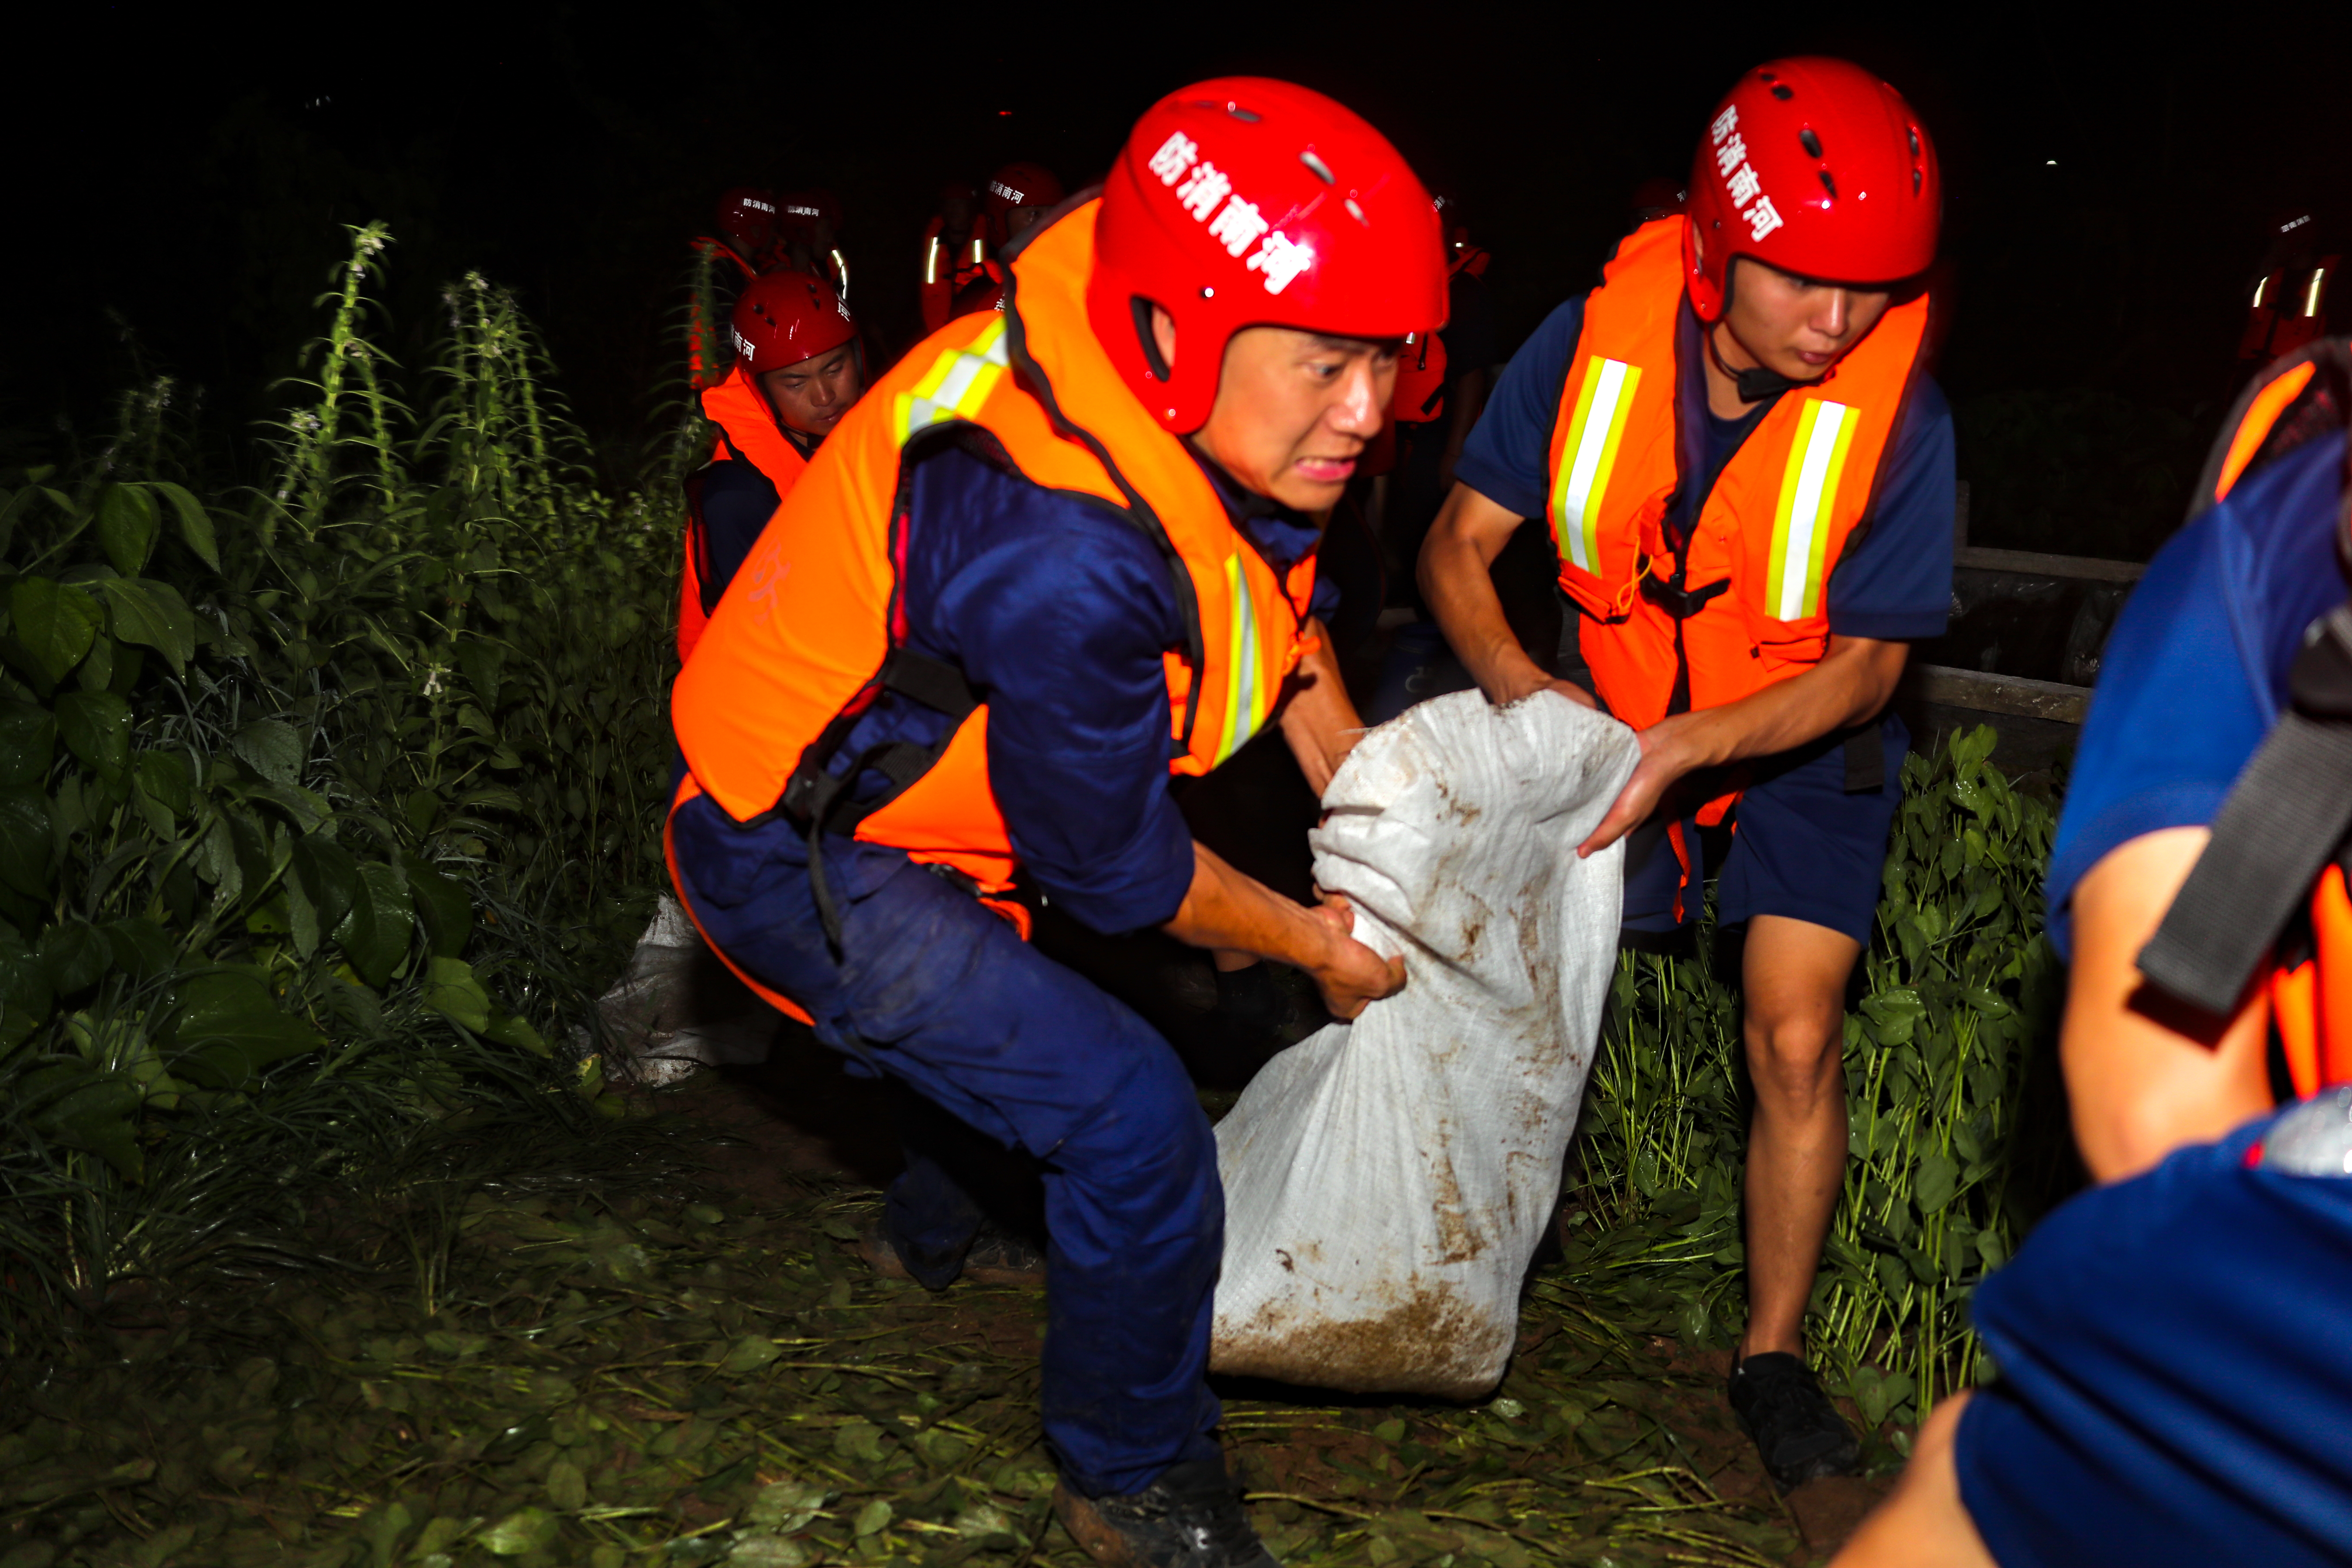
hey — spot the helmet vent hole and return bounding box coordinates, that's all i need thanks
[1770,84,1794,100]
[1908,127,1921,157]
[1799,129,1822,159]
[1817,170,1838,201]
[1300,150,1336,184]
[1344,198,1368,225]
[1912,168,1922,194]
[1226,104,1262,122]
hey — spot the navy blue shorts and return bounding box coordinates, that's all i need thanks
[1621,713,1906,944]
[1955,1109,2352,1566]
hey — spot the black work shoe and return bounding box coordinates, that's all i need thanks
[1054,1458,1278,1568]
[1727,1352,1859,1491]
[857,1215,1046,1291]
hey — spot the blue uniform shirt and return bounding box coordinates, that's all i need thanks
[694,459,783,612]
[677,440,1334,937]
[1454,294,1955,640]
[2045,431,2349,956]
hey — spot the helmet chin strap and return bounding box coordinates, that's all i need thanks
[1708,320,1797,404]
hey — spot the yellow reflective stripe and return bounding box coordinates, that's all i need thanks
[1767,400,1856,621]
[1216,552,1264,766]
[1550,356,1639,573]
[891,316,1010,444]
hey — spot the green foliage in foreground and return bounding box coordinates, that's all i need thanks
[1573,728,2061,1428]
[0,225,680,1353]
[0,1165,1820,1568]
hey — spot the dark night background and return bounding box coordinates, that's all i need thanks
[6,2,2348,561]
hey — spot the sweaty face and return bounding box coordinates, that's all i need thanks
[759,343,863,437]
[1182,323,1398,512]
[1720,255,1893,383]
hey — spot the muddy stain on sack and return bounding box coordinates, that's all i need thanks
[1212,1276,1512,1399]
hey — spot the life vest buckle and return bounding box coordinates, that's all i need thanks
[1640,573,1731,622]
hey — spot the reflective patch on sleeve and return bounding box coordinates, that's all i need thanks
[893,315,1011,443]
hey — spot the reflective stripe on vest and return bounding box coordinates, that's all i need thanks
[1544,214,1929,742]
[670,199,1313,902]
[1550,355,1642,576]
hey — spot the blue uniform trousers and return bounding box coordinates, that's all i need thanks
[667,793,1225,1498]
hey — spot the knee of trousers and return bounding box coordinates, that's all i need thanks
[1043,1044,1223,1256]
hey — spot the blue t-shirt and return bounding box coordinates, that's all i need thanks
[2044,430,2349,956]
[693,459,784,612]
[1454,294,1955,640]
[675,440,1334,937]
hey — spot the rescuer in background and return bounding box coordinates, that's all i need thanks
[665,80,1435,1567]
[1421,58,1954,1490]
[946,163,1068,320]
[2237,206,2338,372]
[919,181,982,334]
[776,188,851,304]
[1835,343,2352,1568]
[687,187,780,390]
[679,270,864,665]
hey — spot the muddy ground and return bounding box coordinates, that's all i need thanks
[0,1005,1896,1568]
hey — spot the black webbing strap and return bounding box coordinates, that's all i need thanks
[2139,603,2352,1017]
[782,646,980,953]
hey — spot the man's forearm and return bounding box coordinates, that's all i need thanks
[1279,616,1362,796]
[1165,841,1333,967]
[1664,636,1908,772]
[1419,484,1552,703]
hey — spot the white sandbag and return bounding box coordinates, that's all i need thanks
[1209,689,1638,1397]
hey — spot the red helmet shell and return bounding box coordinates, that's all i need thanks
[1683,57,1940,322]
[715,186,778,252]
[776,188,843,247]
[731,270,856,374]
[1085,77,1449,434]
[986,163,1065,221]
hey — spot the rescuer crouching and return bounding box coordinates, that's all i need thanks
[1420,57,1955,1490]
[665,80,1438,1567]
[679,269,867,666]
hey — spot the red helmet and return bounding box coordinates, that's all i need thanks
[715,186,778,252]
[731,270,855,374]
[1086,77,1449,434]
[776,188,842,247]
[1683,58,1940,322]
[985,162,1065,235]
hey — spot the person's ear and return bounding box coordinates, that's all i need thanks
[1150,304,1178,374]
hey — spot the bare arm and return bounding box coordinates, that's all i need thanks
[1419,481,1594,708]
[1576,634,1909,854]
[1278,616,1363,797]
[1162,840,1404,1019]
[2061,827,2272,1182]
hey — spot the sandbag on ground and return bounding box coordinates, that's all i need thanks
[1210,689,1638,1397]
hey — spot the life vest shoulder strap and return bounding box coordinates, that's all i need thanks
[2140,601,2352,1017]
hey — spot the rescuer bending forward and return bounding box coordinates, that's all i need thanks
[667,81,1434,1566]
[679,269,866,666]
[1421,58,1954,1488]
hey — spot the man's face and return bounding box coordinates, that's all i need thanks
[1176,319,1397,512]
[759,343,863,437]
[1719,253,1893,382]
[1004,205,1045,243]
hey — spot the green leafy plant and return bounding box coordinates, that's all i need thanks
[0,225,681,1352]
[1570,727,2061,1433]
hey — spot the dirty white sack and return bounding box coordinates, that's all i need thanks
[1209,689,1638,1396]
[588,895,788,1086]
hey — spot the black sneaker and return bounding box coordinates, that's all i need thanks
[857,1215,1047,1291]
[1727,1352,1859,1491]
[1054,1458,1278,1568]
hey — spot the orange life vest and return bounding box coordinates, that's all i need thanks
[668,198,1316,998]
[2138,340,2352,1099]
[677,367,810,665]
[1544,214,1929,818]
